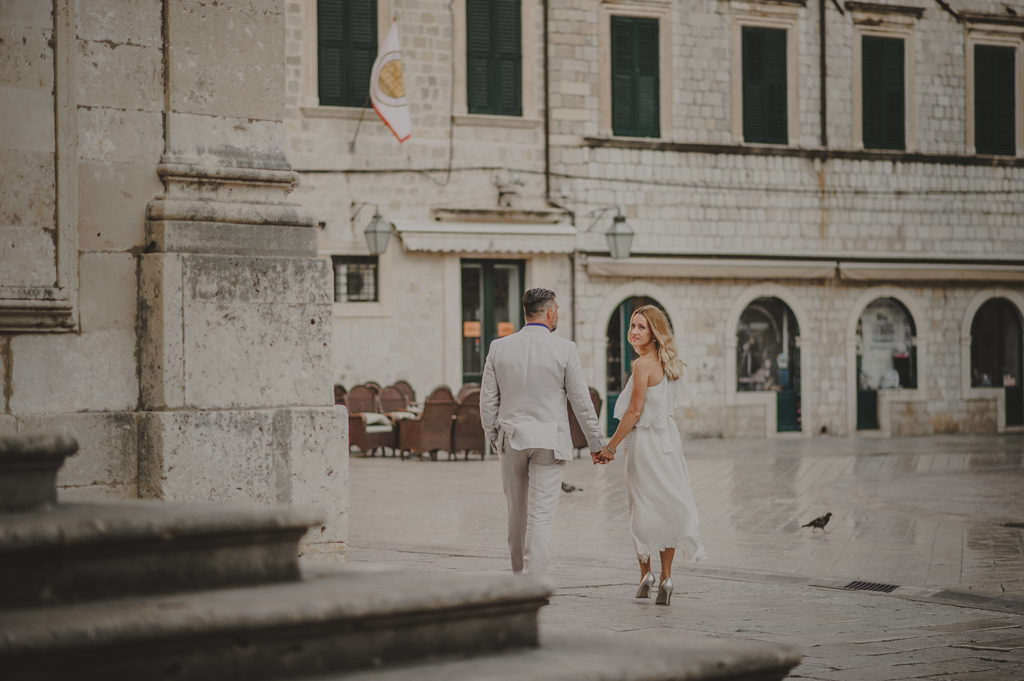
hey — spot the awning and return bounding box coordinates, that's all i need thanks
[583,256,838,279]
[839,262,1024,282]
[393,221,577,254]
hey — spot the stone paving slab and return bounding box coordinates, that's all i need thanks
[339,434,1024,680]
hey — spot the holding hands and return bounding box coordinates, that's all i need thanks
[591,445,615,464]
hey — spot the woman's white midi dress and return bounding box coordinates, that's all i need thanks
[614,375,708,562]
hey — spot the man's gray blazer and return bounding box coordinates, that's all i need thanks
[480,324,605,460]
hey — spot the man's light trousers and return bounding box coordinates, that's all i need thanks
[499,446,566,575]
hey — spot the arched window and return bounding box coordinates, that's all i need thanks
[970,298,1023,426]
[856,297,916,431]
[736,297,800,431]
[857,297,917,391]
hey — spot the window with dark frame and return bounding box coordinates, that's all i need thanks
[318,0,377,108]
[611,15,660,138]
[466,0,522,116]
[862,35,905,150]
[742,26,788,145]
[332,256,379,302]
[975,43,1016,156]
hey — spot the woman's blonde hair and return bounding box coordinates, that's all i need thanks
[633,305,685,381]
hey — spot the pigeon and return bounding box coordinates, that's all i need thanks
[801,512,832,531]
[561,482,582,493]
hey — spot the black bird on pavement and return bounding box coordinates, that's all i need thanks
[801,512,832,531]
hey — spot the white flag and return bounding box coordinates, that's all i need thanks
[370,21,411,143]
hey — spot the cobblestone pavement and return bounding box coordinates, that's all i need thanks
[341,434,1024,680]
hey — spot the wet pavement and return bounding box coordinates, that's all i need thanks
[340,434,1024,680]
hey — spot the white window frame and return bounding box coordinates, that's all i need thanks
[452,0,541,128]
[730,9,800,146]
[965,24,1024,156]
[299,0,394,119]
[850,12,917,151]
[598,0,673,140]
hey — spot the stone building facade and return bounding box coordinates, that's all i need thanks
[290,0,1023,438]
[1,1,347,553]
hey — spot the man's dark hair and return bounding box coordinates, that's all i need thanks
[522,288,556,318]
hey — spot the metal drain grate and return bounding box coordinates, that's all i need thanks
[843,580,899,593]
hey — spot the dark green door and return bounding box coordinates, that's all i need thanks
[461,260,524,384]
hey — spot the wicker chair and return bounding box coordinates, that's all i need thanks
[568,387,603,457]
[398,396,456,460]
[392,380,416,404]
[456,382,480,403]
[451,389,486,460]
[379,386,407,412]
[347,384,396,456]
[427,384,455,402]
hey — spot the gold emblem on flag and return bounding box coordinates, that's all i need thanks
[379,60,405,99]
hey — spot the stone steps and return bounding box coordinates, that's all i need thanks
[0,501,321,607]
[325,631,801,681]
[0,433,800,681]
[0,571,550,681]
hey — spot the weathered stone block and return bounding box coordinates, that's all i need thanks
[138,407,346,550]
[0,148,55,229]
[168,0,284,122]
[278,407,348,551]
[77,160,159,251]
[76,106,163,163]
[0,0,52,27]
[76,0,162,47]
[79,252,136,332]
[182,263,332,408]
[138,409,278,504]
[17,412,138,500]
[0,224,57,288]
[0,22,53,89]
[166,113,290,169]
[76,39,162,112]
[0,86,54,152]
[10,330,138,413]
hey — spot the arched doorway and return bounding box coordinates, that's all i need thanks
[856,297,917,430]
[736,297,801,432]
[971,298,1023,426]
[605,296,665,436]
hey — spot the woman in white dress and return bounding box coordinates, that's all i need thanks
[598,305,707,605]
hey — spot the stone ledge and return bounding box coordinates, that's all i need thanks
[327,630,802,681]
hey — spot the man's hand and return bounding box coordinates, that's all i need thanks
[590,451,606,465]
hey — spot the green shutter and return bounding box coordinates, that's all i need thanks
[317,0,377,107]
[975,44,1016,156]
[742,27,788,144]
[467,0,521,115]
[862,36,904,150]
[611,16,659,138]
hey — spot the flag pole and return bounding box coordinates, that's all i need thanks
[348,93,371,152]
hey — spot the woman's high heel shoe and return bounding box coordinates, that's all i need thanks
[635,571,656,599]
[655,577,673,605]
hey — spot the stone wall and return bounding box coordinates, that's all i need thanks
[2,1,347,555]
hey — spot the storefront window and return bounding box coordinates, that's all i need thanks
[737,298,799,392]
[857,298,916,390]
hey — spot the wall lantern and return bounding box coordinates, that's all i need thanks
[363,208,393,256]
[605,213,634,260]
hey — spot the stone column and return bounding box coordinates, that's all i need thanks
[139,0,346,557]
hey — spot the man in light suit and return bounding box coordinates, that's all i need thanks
[480,288,606,575]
